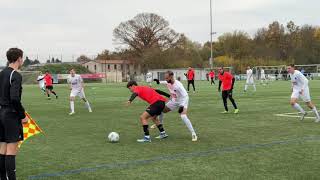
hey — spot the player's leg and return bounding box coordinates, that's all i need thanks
[45,87,51,99]
[80,90,92,112]
[244,82,248,92]
[228,91,239,113]
[253,82,256,91]
[305,101,320,121]
[50,87,58,99]
[221,91,229,113]
[290,96,307,121]
[137,111,152,143]
[0,142,6,180]
[5,143,19,180]
[152,116,168,139]
[187,80,190,92]
[151,104,171,129]
[191,80,195,92]
[180,108,197,141]
[69,95,76,115]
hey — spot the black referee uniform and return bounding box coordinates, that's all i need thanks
[0,67,25,180]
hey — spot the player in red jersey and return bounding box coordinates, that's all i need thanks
[126,81,169,143]
[44,71,58,99]
[185,67,196,93]
[218,67,239,114]
[209,69,215,85]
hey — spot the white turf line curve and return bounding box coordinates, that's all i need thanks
[274,111,316,119]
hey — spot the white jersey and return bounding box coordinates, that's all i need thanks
[146,72,153,83]
[260,69,265,79]
[37,75,45,88]
[246,69,254,83]
[68,74,83,90]
[160,80,188,103]
[290,70,309,91]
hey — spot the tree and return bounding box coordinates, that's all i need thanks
[95,50,111,60]
[23,56,32,67]
[77,55,92,62]
[113,13,181,55]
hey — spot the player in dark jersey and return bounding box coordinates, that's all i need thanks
[0,48,29,180]
[126,81,169,143]
[44,71,58,99]
[218,67,239,114]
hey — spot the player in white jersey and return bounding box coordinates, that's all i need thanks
[146,72,153,86]
[244,66,256,92]
[287,64,320,122]
[37,72,46,93]
[260,68,268,86]
[153,71,198,141]
[67,69,92,115]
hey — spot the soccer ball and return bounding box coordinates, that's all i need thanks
[108,132,119,142]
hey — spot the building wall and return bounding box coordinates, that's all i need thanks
[148,68,209,81]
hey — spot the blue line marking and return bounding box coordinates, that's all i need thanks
[28,136,320,179]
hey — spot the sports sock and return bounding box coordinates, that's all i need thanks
[5,155,16,180]
[180,114,195,134]
[229,97,238,109]
[143,125,149,136]
[51,91,57,96]
[85,101,92,111]
[70,101,75,113]
[157,124,165,133]
[244,85,248,91]
[293,103,305,114]
[253,84,256,91]
[159,113,164,124]
[312,107,320,119]
[0,154,6,180]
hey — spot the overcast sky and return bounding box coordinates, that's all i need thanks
[0,0,319,65]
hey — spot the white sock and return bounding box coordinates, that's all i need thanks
[85,101,92,111]
[312,107,320,119]
[253,84,256,91]
[159,113,164,124]
[293,103,305,114]
[70,101,75,113]
[180,114,196,134]
[244,85,248,91]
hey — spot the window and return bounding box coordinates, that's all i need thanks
[121,64,123,70]
[114,64,117,70]
[94,65,97,71]
[86,65,88,69]
[108,64,110,70]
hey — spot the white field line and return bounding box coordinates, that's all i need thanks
[274,111,316,119]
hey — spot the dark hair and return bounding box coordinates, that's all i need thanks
[127,80,137,88]
[288,64,295,68]
[166,71,174,76]
[6,48,23,64]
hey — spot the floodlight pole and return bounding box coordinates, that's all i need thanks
[210,0,213,69]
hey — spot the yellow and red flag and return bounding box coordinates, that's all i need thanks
[18,112,44,148]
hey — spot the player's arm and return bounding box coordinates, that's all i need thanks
[231,77,235,90]
[10,73,26,120]
[80,76,84,89]
[155,89,170,98]
[127,93,138,104]
[153,79,168,85]
[37,77,44,81]
[218,80,222,92]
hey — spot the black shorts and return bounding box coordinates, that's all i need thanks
[222,90,233,98]
[46,86,53,90]
[146,101,165,117]
[0,106,23,143]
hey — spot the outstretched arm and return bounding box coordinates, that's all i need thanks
[155,89,170,98]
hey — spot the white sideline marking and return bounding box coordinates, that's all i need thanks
[274,111,316,119]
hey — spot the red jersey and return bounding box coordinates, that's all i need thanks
[44,74,53,86]
[209,71,215,78]
[187,69,195,80]
[133,86,166,105]
[218,72,233,91]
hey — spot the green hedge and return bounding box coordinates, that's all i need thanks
[35,64,91,74]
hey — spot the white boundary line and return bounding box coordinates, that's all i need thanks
[274,111,316,119]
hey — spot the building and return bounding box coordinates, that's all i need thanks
[81,59,141,82]
[148,68,209,81]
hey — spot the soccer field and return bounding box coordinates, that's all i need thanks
[17,80,320,180]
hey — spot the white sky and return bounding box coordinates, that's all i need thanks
[0,0,319,65]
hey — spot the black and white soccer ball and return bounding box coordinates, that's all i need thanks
[108,132,120,143]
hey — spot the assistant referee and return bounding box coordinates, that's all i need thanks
[0,48,28,180]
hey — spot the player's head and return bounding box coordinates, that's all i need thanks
[287,64,295,74]
[70,68,76,76]
[188,67,192,70]
[165,70,175,84]
[247,66,251,70]
[6,48,23,68]
[218,67,224,74]
[210,69,213,72]
[39,72,43,75]
[45,70,49,74]
[127,80,138,92]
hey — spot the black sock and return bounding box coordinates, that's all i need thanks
[47,94,50,97]
[0,154,6,180]
[51,91,57,96]
[229,98,238,109]
[143,125,149,136]
[157,124,165,133]
[5,155,16,180]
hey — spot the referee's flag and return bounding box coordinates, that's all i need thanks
[18,112,44,148]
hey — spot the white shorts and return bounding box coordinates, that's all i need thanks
[70,89,86,99]
[166,97,189,111]
[146,78,153,83]
[291,87,311,102]
[246,78,254,84]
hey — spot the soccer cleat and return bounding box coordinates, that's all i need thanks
[69,112,75,116]
[150,124,157,129]
[234,109,239,114]
[315,118,320,123]
[300,112,307,121]
[56,96,58,99]
[192,134,198,142]
[47,97,51,100]
[137,136,151,143]
[221,111,228,114]
[155,133,169,139]
[89,109,92,113]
